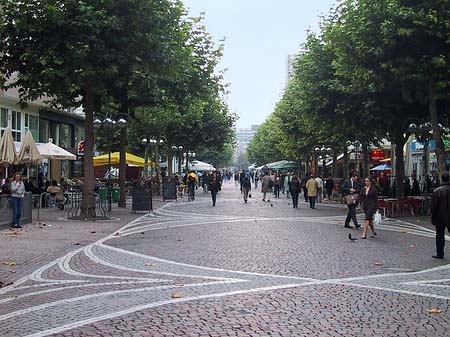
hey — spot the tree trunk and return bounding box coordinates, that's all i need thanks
[343,144,349,179]
[155,142,161,194]
[429,86,446,177]
[362,140,370,178]
[80,89,96,219]
[118,127,127,208]
[332,151,337,178]
[167,154,173,176]
[392,129,405,199]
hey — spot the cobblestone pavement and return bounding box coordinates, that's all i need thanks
[0,182,449,336]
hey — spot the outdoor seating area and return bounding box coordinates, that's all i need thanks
[377,195,430,218]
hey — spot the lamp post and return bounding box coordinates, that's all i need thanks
[171,145,184,175]
[93,114,128,211]
[346,141,361,175]
[314,146,333,176]
[184,151,196,172]
[141,137,157,178]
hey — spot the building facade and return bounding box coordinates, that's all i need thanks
[234,125,260,166]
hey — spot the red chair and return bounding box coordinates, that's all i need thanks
[398,198,413,216]
[378,199,388,217]
[408,198,423,216]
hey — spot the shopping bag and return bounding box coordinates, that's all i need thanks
[374,210,382,225]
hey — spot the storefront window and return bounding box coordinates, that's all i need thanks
[0,108,7,129]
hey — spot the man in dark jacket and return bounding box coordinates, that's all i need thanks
[430,171,450,259]
[340,173,362,229]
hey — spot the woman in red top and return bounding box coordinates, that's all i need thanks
[360,177,379,239]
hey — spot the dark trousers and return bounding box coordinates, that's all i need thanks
[303,187,308,202]
[436,226,448,257]
[345,204,359,226]
[243,188,249,202]
[274,186,280,198]
[292,192,299,208]
[211,190,218,205]
[11,197,22,226]
[309,196,316,209]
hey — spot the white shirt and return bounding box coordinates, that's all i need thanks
[315,177,323,189]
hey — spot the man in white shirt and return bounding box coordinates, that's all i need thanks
[315,175,324,203]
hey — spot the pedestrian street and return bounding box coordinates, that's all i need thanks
[0,182,449,337]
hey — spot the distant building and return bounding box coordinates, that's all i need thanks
[234,125,260,164]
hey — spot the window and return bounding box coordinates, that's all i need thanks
[25,113,39,141]
[39,119,49,143]
[11,110,22,141]
[0,108,7,129]
[59,124,72,148]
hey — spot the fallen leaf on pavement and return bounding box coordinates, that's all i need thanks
[3,261,16,266]
[374,262,384,266]
[400,230,408,233]
[0,281,13,288]
[171,293,182,299]
[91,231,96,234]
[409,244,416,248]
[10,270,16,273]
[145,263,156,266]
[427,308,443,314]
[175,283,184,287]
[73,242,80,245]
[113,232,120,236]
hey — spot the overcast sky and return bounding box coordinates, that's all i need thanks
[182,0,337,128]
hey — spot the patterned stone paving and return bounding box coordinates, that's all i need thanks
[0,182,449,336]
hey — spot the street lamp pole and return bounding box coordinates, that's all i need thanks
[314,146,333,176]
[93,114,128,212]
[346,141,361,176]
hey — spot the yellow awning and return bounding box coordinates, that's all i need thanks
[93,152,149,167]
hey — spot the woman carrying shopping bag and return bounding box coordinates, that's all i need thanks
[360,177,379,239]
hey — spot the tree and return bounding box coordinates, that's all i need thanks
[0,0,187,217]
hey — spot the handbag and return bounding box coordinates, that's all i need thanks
[345,193,359,205]
[374,210,382,225]
[249,193,252,198]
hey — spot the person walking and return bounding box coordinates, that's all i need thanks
[11,173,25,229]
[306,174,318,209]
[340,173,362,229]
[302,173,310,202]
[261,173,272,202]
[315,175,323,203]
[187,171,198,201]
[284,172,291,199]
[325,176,335,200]
[273,173,281,198]
[289,174,301,208]
[254,171,260,189]
[430,171,450,259]
[208,170,221,206]
[360,177,379,239]
[242,173,251,203]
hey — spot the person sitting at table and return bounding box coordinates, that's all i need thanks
[360,177,379,239]
[47,180,65,210]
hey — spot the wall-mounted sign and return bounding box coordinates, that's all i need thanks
[77,140,85,156]
[371,149,385,161]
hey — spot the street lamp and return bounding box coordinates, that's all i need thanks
[184,151,196,171]
[93,114,128,211]
[171,145,184,174]
[346,140,361,175]
[314,146,333,176]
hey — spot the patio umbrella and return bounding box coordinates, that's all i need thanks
[370,163,391,171]
[0,128,18,177]
[17,131,42,178]
[37,142,77,160]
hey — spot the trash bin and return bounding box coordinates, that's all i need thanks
[112,187,120,202]
[99,187,108,202]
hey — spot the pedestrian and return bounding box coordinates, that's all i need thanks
[340,173,362,229]
[273,173,281,198]
[306,174,318,209]
[430,171,450,259]
[239,169,245,192]
[208,170,221,206]
[289,174,301,208]
[187,170,198,201]
[360,177,379,239]
[254,171,260,189]
[315,175,323,203]
[234,171,239,186]
[242,173,251,203]
[10,172,25,229]
[325,176,335,200]
[302,173,310,202]
[261,173,272,202]
[284,172,291,199]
